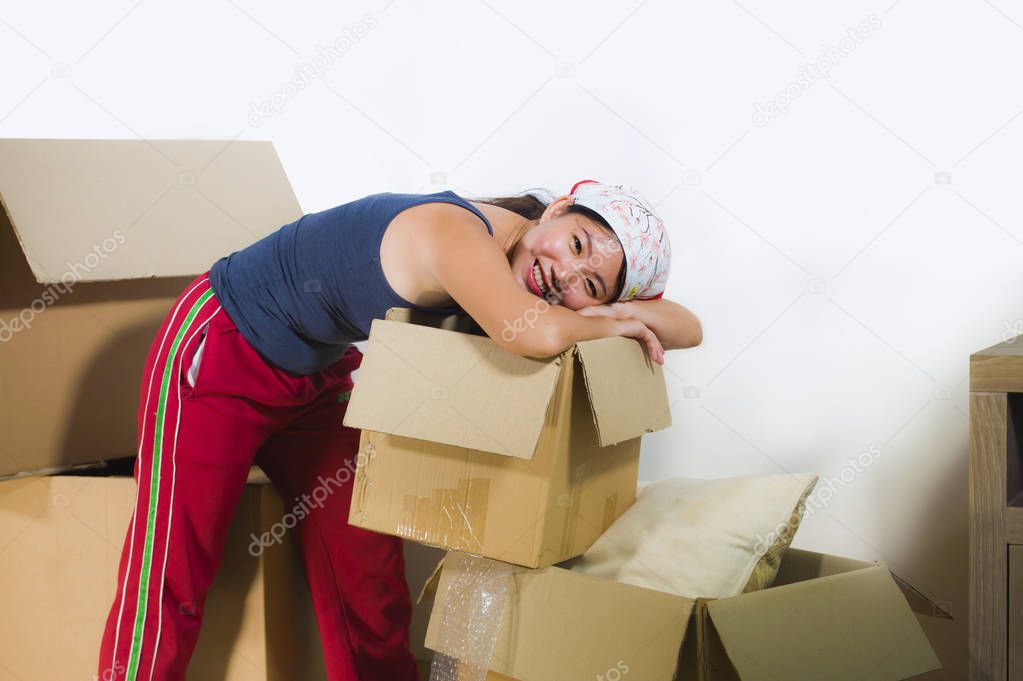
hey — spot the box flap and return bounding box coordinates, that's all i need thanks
[384,306,484,335]
[889,570,954,620]
[416,557,446,605]
[776,548,954,620]
[0,138,300,283]
[426,553,694,681]
[706,565,941,681]
[343,318,563,459]
[771,546,875,585]
[574,336,672,446]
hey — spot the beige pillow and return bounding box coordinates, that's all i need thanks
[742,482,815,592]
[571,473,819,599]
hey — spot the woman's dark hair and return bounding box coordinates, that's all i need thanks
[477,192,627,302]
[478,194,548,221]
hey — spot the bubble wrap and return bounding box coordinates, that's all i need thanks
[428,552,518,681]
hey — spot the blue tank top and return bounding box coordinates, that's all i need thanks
[208,190,494,375]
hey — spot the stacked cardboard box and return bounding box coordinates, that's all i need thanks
[0,470,327,680]
[343,309,947,680]
[0,137,303,478]
[342,306,672,567]
[0,138,328,679]
[420,549,946,681]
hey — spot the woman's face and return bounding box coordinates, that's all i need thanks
[510,196,624,310]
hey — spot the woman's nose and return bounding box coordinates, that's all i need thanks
[553,258,582,293]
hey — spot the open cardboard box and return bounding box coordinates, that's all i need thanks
[0,468,327,681]
[342,307,672,568]
[421,547,945,681]
[0,137,301,478]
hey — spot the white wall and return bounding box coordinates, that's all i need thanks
[5,0,1020,676]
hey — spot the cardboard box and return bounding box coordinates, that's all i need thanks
[342,308,672,568]
[0,471,327,681]
[423,548,945,681]
[0,138,301,478]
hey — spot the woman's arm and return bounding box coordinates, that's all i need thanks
[424,212,622,359]
[423,211,666,362]
[576,297,702,351]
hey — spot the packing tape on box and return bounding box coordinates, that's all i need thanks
[428,552,519,681]
[397,477,490,552]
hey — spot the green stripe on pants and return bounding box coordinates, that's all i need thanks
[124,288,214,680]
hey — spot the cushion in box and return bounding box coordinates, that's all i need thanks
[571,473,819,598]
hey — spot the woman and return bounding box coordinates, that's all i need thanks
[96,178,701,681]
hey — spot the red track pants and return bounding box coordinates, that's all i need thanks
[97,273,418,681]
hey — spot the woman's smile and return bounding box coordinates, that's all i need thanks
[524,257,555,299]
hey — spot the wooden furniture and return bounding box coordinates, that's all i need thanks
[970,338,1023,680]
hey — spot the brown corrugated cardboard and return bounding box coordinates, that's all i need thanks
[424,548,944,681]
[343,308,671,567]
[343,313,564,460]
[0,471,327,680]
[0,138,301,478]
[344,309,671,458]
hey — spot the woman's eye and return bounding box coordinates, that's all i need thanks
[588,280,596,297]
[573,235,582,254]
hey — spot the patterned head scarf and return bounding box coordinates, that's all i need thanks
[567,180,671,301]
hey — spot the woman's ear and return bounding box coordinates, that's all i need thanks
[540,194,575,221]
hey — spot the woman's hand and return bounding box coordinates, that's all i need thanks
[577,304,665,365]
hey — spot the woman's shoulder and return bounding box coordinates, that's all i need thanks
[401,198,494,245]
[380,199,496,308]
